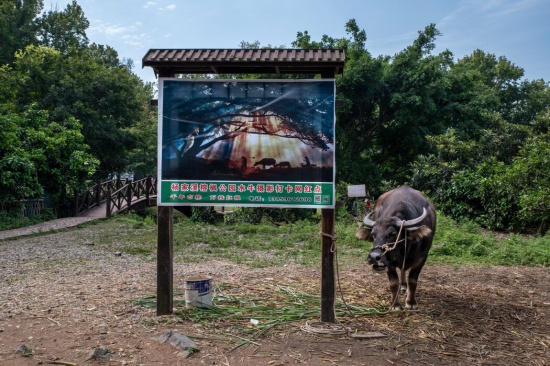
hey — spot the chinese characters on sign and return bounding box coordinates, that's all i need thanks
[162,181,333,206]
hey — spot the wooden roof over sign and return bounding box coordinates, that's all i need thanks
[142,48,345,76]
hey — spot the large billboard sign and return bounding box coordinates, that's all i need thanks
[158,78,335,208]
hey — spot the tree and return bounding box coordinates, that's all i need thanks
[23,107,99,211]
[500,134,550,234]
[0,112,39,203]
[35,0,89,54]
[0,0,42,66]
[332,23,453,186]
[373,25,451,181]
[126,82,158,177]
[7,45,151,177]
[0,1,156,213]
[451,50,526,132]
[0,104,98,211]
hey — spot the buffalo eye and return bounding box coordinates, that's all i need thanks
[370,228,378,239]
[386,227,398,239]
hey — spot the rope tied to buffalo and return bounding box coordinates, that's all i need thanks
[308,231,389,336]
[303,231,354,336]
[374,219,407,257]
[320,231,337,253]
[370,220,409,310]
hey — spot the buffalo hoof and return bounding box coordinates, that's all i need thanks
[390,305,403,311]
[405,303,417,310]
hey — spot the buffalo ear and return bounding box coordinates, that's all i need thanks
[406,225,432,240]
[355,227,373,241]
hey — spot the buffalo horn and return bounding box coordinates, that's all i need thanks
[363,211,376,228]
[396,207,428,228]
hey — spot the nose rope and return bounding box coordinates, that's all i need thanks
[370,220,408,310]
[371,220,407,257]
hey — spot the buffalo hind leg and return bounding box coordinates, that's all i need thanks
[387,267,402,310]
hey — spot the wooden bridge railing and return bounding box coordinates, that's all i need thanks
[106,176,157,217]
[75,176,157,217]
[75,178,122,216]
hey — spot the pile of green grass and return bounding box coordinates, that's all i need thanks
[135,285,386,349]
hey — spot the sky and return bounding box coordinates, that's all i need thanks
[44,0,549,84]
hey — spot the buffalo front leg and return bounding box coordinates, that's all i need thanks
[405,265,424,310]
[399,268,407,295]
[387,267,402,310]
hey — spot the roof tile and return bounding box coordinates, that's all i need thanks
[142,48,345,76]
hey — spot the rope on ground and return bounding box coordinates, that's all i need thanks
[300,320,350,335]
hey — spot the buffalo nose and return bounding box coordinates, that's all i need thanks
[368,250,382,263]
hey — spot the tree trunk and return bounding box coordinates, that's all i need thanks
[538,219,549,237]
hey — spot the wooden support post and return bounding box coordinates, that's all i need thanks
[320,208,336,323]
[106,189,111,217]
[95,180,101,205]
[320,71,336,323]
[157,206,174,315]
[126,180,133,209]
[74,189,79,217]
[146,175,151,203]
[156,69,175,317]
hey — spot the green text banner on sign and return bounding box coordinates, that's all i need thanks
[158,79,336,209]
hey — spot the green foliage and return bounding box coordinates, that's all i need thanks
[126,83,158,177]
[493,134,550,232]
[0,104,98,209]
[411,128,550,233]
[0,209,55,231]
[332,23,454,184]
[0,135,38,202]
[80,211,549,268]
[190,206,223,224]
[223,207,318,225]
[0,1,159,214]
[35,0,89,54]
[0,0,42,65]
[429,214,550,266]
[6,44,152,177]
[1,7,549,236]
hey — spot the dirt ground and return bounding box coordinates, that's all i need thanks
[0,225,548,366]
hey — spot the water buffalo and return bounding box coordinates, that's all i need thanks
[254,158,276,169]
[275,161,291,168]
[360,185,436,310]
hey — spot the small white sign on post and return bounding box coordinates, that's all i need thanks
[347,184,366,198]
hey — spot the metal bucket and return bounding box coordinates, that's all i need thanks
[184,276,212,308]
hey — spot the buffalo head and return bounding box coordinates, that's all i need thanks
[363,207,432,270]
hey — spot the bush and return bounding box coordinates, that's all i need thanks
[429,213,550,266]
[0,209,55,231]
[191,206,223,224]
[223,207,318,225]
